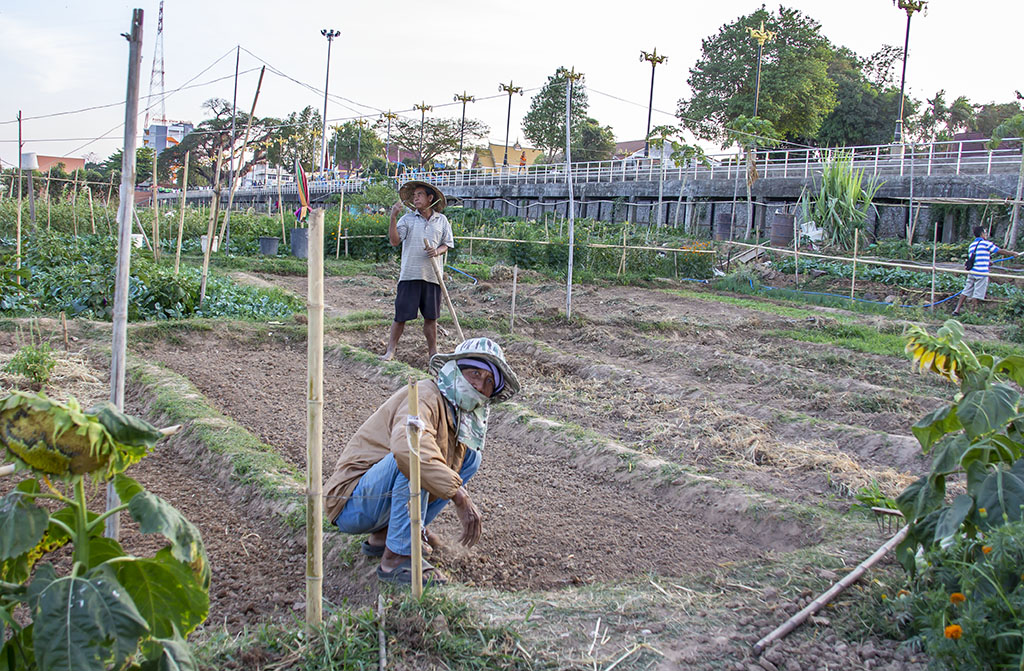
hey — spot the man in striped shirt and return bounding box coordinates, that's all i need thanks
[952,226,1020,316]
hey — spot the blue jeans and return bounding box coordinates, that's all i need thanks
[333,449,480,556]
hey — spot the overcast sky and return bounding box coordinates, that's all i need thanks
[1,0,1021,169]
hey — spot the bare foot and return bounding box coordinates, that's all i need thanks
[380,350,394,361]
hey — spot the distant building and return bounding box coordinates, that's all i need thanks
[241,163,294,188]
[34,155,86,173]
[472,142,543,169]
[143,121,194,154]
[613,140,646,159]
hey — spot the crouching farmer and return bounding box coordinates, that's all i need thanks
[324,338,520,586]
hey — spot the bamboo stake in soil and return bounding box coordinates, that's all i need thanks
[199,154,224,305]
[45,166,52,231]
[86,183,97,234]
[0,464,15,478]
[407,378,424,598]
[107,8,144,542]
[218,66,266,248]
[510,265,518,333]
[850,228,859,300]
[793,213,799,286]
[175,151,190,276]
[151,149,159,260]
[930,222,938,310]
[71,170,79,237]
[278,164,285,242]
[60,311,69,351]
[306,208,325,628]
[752,525,909,655]
[377,594,387,670]
[427,246,465,342]
[335,189,345,259]
[15,111,22,284]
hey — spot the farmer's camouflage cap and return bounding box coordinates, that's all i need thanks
[429,337,520,403]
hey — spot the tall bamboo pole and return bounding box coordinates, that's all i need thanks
[199,154,223,305]
[510,265,518,333]
[407,378,424,598]
[850,228,859,300]
[930,222,938,309]
[564,68,582,319]
[15,112,23,283]
[219,66,266,247]
[334,189,345,259]
[45,166,52,231]
[793,213,799,286]
[174,151,190,276]
[277,163,285,242]
[86,183,96,234]
[71,170,79,237]
[151,149,159,259]
[306,207,325,628]
[107,7,144,541]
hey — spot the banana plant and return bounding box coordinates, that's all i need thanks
[0,391,209,671]
[896,320,1024,576]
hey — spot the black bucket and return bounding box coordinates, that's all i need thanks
[771,212,796,248]
[290,227,308,259]
[714,214,732,241]
[258,236,280,256]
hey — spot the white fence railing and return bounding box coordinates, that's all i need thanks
[171,138,1022,200]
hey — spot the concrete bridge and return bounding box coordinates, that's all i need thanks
[164,139,1022,243]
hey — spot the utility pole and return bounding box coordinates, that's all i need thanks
[381,110,398,177]
[746,21,776,118]
[108,7,144,541]
[354,118,367,174]
[320,29,340,172]
[413,102,432,170]
[227,46,239,226]
[499,81,523,167]
[454,91,475,170]
[639,48,668,158]
[893,0,927,144]
[15,112,23,280]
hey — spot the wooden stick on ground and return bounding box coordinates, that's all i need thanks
[407,378,424,598]
[752,525,909,655]
[427,248,465,342]
[306,207,325,629]
[0,464,15,478]
[510,265,518,333]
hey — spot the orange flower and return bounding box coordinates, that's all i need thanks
[950,592,966,604]
[945,624,963,639]
[982,546,993,554]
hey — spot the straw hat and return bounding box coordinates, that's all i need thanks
[429,337,520,403]
[399,180,447,213]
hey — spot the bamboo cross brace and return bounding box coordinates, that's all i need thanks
[407,379,424,597]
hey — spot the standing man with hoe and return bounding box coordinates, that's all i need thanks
[952,226,1020,317]
[381,181,454,361]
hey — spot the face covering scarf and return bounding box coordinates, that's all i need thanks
[435,359,490,452]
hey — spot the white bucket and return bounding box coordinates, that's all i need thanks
[130,234,145,249]
[200,234,220,253]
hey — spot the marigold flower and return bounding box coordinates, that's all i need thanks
[945,624,963,639]
[982,546,993,554]
[978,508,987,517]
[950,592,966,604]
[897,589,911,598]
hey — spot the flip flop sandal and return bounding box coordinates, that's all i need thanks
[361,541,385,557]
[376,558,448,587]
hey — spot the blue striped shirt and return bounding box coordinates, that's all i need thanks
[968,238,999,276]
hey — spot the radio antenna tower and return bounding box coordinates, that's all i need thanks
[143,0,167,139]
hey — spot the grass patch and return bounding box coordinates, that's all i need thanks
[662,286,833,320]
[194,590,532,671]
[182,253,377,277]
[769,324,905,358]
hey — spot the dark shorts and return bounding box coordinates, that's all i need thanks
[394,280,441,322]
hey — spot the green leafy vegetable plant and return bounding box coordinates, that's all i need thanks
[0,391,209,671]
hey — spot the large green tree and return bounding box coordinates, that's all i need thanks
[816,47,908,147]
[328,121,383,173]
[522,66,589,159]
[677,5,838,144]
[572,117,616,162]
[388,116,488,168]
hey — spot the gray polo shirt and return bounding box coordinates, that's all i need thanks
[396,210,455,283]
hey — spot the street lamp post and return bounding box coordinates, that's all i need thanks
[893,0,927,144]
[354,119,367,174]
[499,80,523,167]
[413,102,432,170]
[746,21,776,118]
[639,48,668,158]
[381,110,398,177]
[454,91,475,170]
[319,28,340,174]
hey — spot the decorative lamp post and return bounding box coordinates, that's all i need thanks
[319,28,340,174]
[893,0,927,143]
[639,48,668,158]
[381,110,398,177]
[745,21,776,118]
[454,91,475,170]
[499,80,523,167]
[413,102,433,170]
[329,124,344,174]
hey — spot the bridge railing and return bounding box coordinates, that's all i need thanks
[173,138,1022,200]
